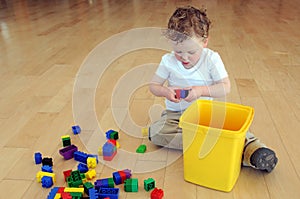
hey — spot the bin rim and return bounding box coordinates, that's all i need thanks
[179,100,255,139]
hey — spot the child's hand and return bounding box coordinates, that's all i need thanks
[165,87,180,103]
[184,87,201,102]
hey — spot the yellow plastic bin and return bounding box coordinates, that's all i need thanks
[179,100,254,192]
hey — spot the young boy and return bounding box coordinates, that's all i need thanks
[148,6,278,172]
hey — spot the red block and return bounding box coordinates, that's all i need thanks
[151,188,164,199]
[57,187,65,193]
[63,169,72,182]
[61,192,72,199]
[118,170,127,183]
[108,139,116,146]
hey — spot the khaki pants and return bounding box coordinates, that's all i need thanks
[149,110,265,167]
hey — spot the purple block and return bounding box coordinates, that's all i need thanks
[59,145,78,160]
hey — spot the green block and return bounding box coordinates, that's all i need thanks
[144,178,155,191]
[136,144,147,153]
[124,178,138,192]
[67,170,85,187]
[108,178,115,188]
[62,138,71,147]
[110,131,119,140]
[83,182,94,194]
[69,191,82,199]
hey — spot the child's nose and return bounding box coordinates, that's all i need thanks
[181,53,188,60]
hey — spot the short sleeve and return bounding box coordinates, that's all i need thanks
[209,53,228,81]
[155,54,170,80]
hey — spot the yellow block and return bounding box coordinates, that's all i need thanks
[141,127,148,137]
[54,193,61,199]
[64,187,84,194]
[36,171,56,183]
[116,141,120,148]
[87,157,97,169]
[61,135,70,139]
[85,169,96,180]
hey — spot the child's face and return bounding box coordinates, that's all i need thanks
[171,37,206,69]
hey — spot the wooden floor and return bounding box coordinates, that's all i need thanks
[1,0,300,198]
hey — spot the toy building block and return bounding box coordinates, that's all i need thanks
[42,176,53,188]
[87,157,97,169]
[72,125,81,134]
[85,169,96,180]
[116,141,120,148]
[83,182,94,195]
[61,135,71,147]
[107,139,116,146]
[144,178,155,191]
[105,129,119,140]
[77,163,89,173]
[59,145,78,160]
[69,191,83,198]
[102,142,116,156]
[89,188,97,199]
[64,187,84,194]
[42,157,53,167]
[136,144,147,153]
[88,154,99,163]
[74,151,89,164]
[98,146,103,156]
[141,127,148,137]
[67,170,86,187]
[102,142,117,161]
[63,170,72,182]
[57,187,65,194]
[61,192,72,199]
[175,89,189,99]
[34,152,42,164]
[98,187,119,199]
[36,171,56,183]
[47,187,59,199]
[151,188,164,199]
[112,169,131,185]
[42,165,53,173]
[124,178,138,192]
[94,178,114,190]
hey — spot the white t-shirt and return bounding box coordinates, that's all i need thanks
[155,48,228,111]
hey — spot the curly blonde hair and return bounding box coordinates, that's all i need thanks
[165,6,211,43]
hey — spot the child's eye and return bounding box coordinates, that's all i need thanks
[188,51,196,54]
[175,51,182,54]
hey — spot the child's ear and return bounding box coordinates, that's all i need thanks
[203,37,209,48]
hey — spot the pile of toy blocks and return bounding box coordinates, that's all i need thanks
[34,127,164,198]
[47,169,163,199]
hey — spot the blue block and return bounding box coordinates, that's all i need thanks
[112,172,122,185]
[105,129,119,140]
[77,163,89,173]
[102,142,116,156]
[42,165,53,173]
[34,152,42,164]
[89,188,97,199]
[98,188,119,199]
[74,151,89,164]
[42,176,53,188]
[72,125,81,134]
[180,90,189,98]
[47,187,59,199]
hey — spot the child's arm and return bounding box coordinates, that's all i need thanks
[149,74,180,103]
[184,77,231,102]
